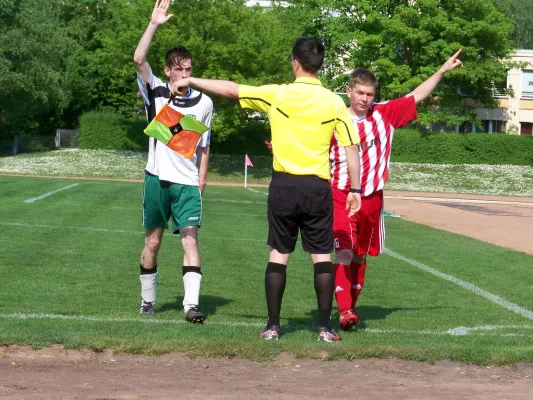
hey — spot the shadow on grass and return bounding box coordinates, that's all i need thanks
[352,305,448,330]
[282,305,447,334]
[157,294,233,318]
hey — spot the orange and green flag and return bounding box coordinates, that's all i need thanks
[144,103,209,159]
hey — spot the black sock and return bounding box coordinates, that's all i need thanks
[140,264,157,275]
[314,262,334,329]
[265,262,286,327]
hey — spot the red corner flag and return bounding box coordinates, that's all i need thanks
[245,154,254,167]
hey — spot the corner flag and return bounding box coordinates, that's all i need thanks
[245,154,254,167]
[244,154,253,188]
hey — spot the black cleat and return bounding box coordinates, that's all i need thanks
[140,300,155,315]
[185,306,205,324]
[317,326,341,342]
[259,325,281,340]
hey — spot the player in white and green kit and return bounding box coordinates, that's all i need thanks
[133,0,213,323]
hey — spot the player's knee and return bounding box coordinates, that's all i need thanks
[335,250,353,265]
[181,235,198,253]
[145,236,162,254]
[352,254,367,264]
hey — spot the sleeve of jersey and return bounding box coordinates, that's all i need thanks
[335,102,360,147]
[380,94,418,128]
[198,98,213,147]
[238,84,279,113]
[136,68,163,106]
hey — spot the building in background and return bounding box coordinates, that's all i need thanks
[466,49,533,135]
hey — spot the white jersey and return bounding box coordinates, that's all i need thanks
[137,69,213,186]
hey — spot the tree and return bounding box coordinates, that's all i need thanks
[493,0,533,50]
[296,0,518,128]
[0,0,104,138]
[90,0,314,143]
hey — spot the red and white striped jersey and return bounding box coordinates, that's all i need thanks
[330,94,417,196]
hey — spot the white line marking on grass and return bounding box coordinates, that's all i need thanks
[1,313,529,337]
[1,222,265,241]
[447,325,533,336]
[384,248,533,321]
[0,313,264,327]
[246,187,268,196]
[385,195,533,207]
[24,183,79,203]
[2,222,143,235]
[203,198,267,205]
[206,212,265,217]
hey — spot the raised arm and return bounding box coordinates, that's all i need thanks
[170,77,240,100]
[133,0,174,83]
[413,49,463,104]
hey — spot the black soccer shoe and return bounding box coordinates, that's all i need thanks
[140,300,155,315]
[185,306,205,324]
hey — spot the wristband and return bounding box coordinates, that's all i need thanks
[349,188,362,194]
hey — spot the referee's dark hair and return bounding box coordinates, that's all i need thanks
[291,38,325,74]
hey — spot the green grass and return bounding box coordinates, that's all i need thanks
[0,175,532,364]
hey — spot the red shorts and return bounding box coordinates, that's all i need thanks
[332,188,385,257]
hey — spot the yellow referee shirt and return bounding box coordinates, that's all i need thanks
[239,77,359,180]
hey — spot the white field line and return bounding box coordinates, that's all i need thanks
[385,195,533,207]
[1,313,531,337]
[447,324,533,336]
[204,198,266,204]
[384,248,533,321]
[24,183,79,203]
[247,187,268,196]
[0,222,264,241]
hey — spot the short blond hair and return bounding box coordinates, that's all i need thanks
[349,68,378,89]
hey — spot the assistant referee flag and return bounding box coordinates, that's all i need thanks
[144,103,209,159]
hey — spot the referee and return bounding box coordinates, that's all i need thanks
[171,38,362,342]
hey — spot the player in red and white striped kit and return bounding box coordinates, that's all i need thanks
[331,50,464,330]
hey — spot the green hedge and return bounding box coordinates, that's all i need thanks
[392,129,533,166]
[77,111,533,166]
[78,111,148,151]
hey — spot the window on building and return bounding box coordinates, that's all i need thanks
[521,122,533,135]
[521,70,533,98]
[479,120,506,134]
[459,122,474,133]
[493,120,506,133]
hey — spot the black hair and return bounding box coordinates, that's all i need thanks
[291,38,325,74]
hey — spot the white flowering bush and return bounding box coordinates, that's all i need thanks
[1,150,532,196]
[387,162,533,197]
[0,149,146,180]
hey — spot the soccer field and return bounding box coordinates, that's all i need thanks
[0,175,532,364]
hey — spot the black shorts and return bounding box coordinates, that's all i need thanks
[267,172,333,254]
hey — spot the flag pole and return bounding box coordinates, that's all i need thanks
[244,164,248,188]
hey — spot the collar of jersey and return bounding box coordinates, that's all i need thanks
[293,77,322,86]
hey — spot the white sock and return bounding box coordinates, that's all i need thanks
[183,271,202,313]
[140,271,158,304]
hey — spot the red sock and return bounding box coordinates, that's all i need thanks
[333,263,352,312]
[350,261,367,309]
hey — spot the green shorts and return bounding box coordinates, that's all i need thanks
[142,172,202,234]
